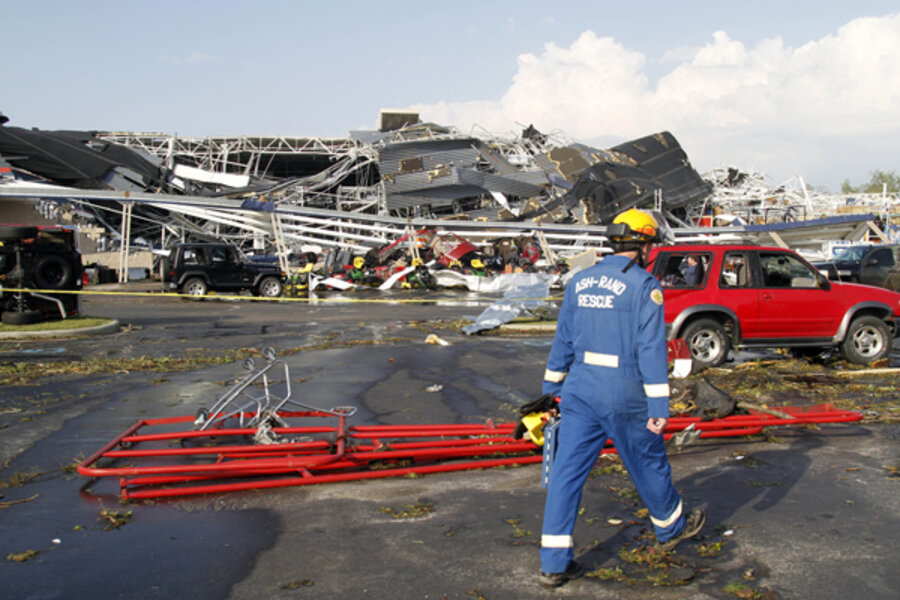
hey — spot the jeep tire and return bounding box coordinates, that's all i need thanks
[2,309,44,326]
[256,276,283,298]
[683,318,730,369]
[183,277,209,298]
[840,316,890,364]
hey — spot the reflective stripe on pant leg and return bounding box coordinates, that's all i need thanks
[541,534,573,548]
[651,499,683,529]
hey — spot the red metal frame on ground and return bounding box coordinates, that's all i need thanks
[77,404,862,500]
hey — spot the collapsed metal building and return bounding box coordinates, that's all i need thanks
[0,108,895,279]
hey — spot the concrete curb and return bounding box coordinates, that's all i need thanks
[0,319,121,340]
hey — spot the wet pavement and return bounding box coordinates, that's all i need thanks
[0,285,898,599]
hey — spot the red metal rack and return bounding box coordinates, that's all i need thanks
[78,404,862,500]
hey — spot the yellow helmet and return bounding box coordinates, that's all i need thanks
[470,258,485,269]
[353,257,365,269]
[610,209,660,242]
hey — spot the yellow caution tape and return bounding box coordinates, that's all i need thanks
[0,286,562,305]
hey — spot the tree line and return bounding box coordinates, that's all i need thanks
[841,170,899,194]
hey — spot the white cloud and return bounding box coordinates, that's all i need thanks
[413,14,900,189]
[659,45,700,64]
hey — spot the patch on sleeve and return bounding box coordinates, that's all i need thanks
[650,289,664,306]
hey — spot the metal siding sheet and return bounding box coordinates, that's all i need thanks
[379,139,480,173]
[384,168,463,194]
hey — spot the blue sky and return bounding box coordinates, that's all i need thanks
[3,1,898,191]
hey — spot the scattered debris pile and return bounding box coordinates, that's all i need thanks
[2,110,895,269]
[0,112,715,251]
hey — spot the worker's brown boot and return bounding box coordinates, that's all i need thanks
[539,560,584,588]
[660,508,706,551]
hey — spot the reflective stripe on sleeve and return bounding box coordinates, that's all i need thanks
[544,369,568,383]
[644,382,670,398]
[584,351,619,368]
[541,534,574,548]
[651,499,683,529]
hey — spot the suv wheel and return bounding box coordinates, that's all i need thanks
[256,276,283,298]
[183,277,208,298]
[683,318,730,369]
[840,316,890,364]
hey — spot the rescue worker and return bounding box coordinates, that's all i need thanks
[538,208,705,588]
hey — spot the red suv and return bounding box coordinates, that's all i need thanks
[649,244,900,367]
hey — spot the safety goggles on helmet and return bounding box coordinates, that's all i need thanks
[608,208,661,243]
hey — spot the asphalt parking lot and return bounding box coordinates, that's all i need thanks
[0,285,898,600]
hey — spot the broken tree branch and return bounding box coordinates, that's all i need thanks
[736,401,795,419]
[835,368,900,377]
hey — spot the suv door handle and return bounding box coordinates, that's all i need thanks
[761,292,773,302]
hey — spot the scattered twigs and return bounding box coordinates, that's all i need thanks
[0,493,38,508]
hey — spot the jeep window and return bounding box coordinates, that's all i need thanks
[759,252,819,288]
[720,252,751,288]
[182,248,201,265]
[210,246,233,264]
[658,252,711,288]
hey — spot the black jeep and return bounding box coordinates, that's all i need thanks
[165,243,285,298]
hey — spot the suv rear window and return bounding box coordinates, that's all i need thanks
[759,252,819,288]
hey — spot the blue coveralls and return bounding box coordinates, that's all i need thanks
[540,254,686,574]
